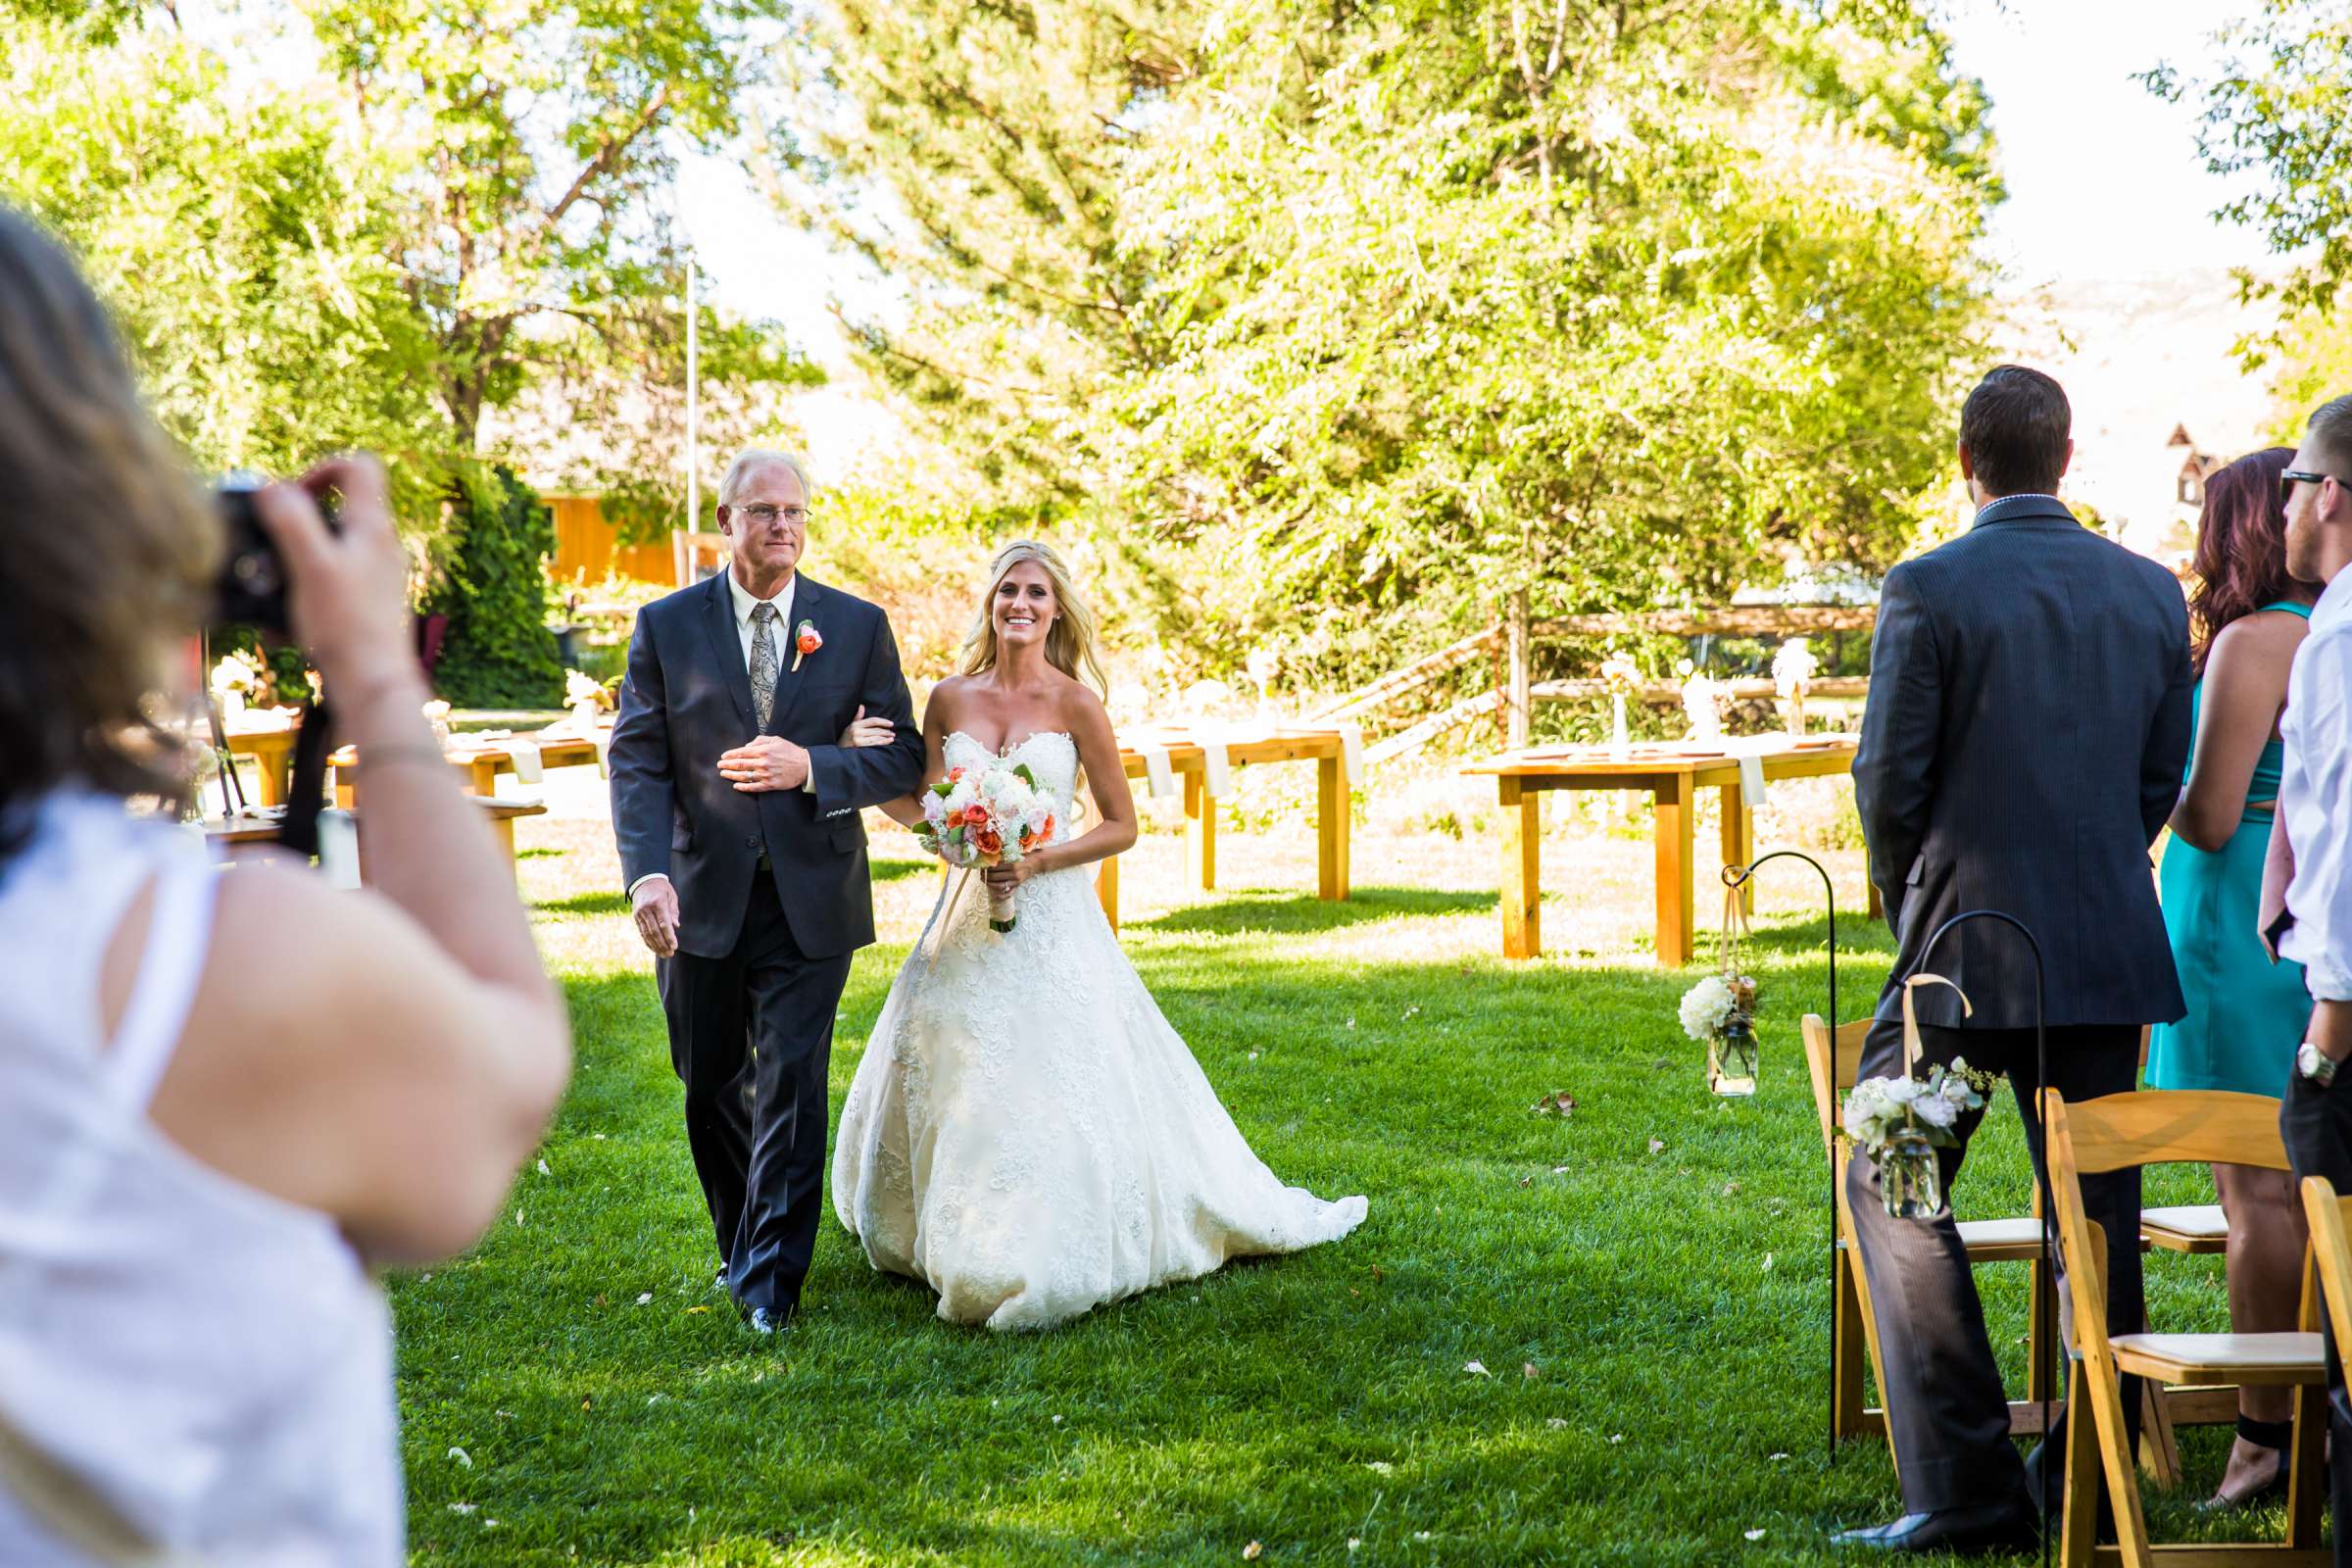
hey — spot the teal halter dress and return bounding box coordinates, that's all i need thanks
[2146,602,2314,1097]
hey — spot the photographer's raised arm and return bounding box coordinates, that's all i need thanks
[146,458,571,1266]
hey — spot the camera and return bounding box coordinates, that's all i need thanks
[214,472,335,637]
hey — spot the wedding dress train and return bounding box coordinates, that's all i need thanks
[832,730,1367,1331]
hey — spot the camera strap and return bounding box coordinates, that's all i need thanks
[275,700,334,857]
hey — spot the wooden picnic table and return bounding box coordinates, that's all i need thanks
[205,796,548,884]
[217,711,306,807]
[327,720,609,807]
[1094,721,1360,931]
[1461,735,1868,966]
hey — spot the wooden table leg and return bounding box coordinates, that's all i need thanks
[250,740,288,808]
[1185,770,1217,891]
[1098,854,1121,934]
[1720,781,1753,914]
[489,813,518,879]
[331,765,358,810]
[1867,879,1884,921]
[1654,774,1694,967]
[1500,777,1541,959]
[1317,754,1349,901]
[467,758,499,796]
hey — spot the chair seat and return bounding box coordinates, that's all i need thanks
[2141,1203,2229,1252]
[2110,1331,2325,1385]
[1956,1216,2044,1260]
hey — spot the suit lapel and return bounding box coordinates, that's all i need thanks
[763,574,827,738]
[700,570,757,727]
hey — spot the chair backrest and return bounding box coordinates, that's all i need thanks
[1799,1013,1874,1154]
[2046,1089,2290,1359]
[2048,1089,2289,1178]
[2300,1178,2352,1359]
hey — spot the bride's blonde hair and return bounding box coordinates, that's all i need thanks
[959,540,1110,695]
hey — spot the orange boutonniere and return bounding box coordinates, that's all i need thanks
[791,619,821,673]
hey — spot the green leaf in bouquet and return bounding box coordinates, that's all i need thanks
[928,780,956,798]
[1013,762,1038,789]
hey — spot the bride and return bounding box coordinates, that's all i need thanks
[830,540,1367,1331]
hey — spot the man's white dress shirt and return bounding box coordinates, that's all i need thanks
[627,569,801,903]
[2279,568,2352,1003]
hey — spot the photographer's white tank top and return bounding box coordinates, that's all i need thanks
[0,790,401,1566]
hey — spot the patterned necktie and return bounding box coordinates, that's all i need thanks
[749,601,780,727]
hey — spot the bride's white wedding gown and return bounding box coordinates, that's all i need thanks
[832,729,1368,1331]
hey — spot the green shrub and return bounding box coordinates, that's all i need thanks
[425,465,564,709]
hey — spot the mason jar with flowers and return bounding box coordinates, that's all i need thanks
[1680,972,1760,1096]
[1840,1060,1997,1218]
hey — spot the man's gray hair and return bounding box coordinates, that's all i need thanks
[716,448,814,509]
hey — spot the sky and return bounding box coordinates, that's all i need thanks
[1933,0,2278,288]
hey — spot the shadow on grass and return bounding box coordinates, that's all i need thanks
[1140,885,1494,935]
[536,857,936,918]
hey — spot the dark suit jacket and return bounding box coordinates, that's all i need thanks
[1854,494,2192,1030]
[608,570,926,959]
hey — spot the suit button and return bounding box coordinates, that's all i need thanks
[745,835,760,850]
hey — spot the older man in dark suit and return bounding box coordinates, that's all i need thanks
[608,449,925,1334]
[1835,367,2193,1553]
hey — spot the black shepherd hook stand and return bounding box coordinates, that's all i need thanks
[1719,852,1838,1458]
[1912,908,2053,1568]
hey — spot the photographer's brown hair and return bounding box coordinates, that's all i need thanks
[0,205,218,862]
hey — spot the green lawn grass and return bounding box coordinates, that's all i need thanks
[394,811,2281,1565]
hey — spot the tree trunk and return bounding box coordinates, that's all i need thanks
[1506,590,1531,748]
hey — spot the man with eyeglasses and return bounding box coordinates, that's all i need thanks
[2269,393,2352,1563]
[607,447,925,1335]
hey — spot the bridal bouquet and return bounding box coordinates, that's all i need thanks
[1841,1060,1996,1218]
[917,760,1056,932]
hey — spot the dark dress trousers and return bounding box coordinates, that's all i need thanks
[608,569,925,1315]
[1847,493,2192,1517]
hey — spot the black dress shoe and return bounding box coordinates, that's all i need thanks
[1832,1500,2038,1555]
[746,1304,792,1336]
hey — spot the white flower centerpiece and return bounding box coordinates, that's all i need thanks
[1680,972,1760,1097]
[1678,662,1724,745]
[1599,654,1640,757]
[1772,637,1818,738]
[564,667,612,735]
[210,652,260,718]
[1841,1058,1999,1218]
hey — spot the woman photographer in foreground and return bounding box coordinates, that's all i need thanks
[0,207,571,1562]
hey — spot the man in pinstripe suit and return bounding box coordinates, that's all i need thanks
[1834,367,2194,1553]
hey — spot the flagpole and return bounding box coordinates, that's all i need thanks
[685,248,701,536]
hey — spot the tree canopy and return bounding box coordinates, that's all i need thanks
[785,0,2001,679]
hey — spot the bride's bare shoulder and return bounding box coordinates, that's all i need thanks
[1051,675,1112,736]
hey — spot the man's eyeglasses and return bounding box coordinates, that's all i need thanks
[733,503,810,527]
[2280,470,2343,507]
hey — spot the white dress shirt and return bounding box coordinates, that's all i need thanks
[2278,568,2352,1002]
[628,569,805,903]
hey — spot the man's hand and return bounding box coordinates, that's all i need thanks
[632,876,681,958]
[718,736,811,793]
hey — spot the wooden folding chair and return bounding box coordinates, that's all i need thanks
[1803,1014,2060,1462]
[2044,1089,2326,1567]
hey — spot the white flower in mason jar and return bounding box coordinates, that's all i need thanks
[1678,976,1735,1042]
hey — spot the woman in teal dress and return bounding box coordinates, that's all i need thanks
[2148,445,2316,1508]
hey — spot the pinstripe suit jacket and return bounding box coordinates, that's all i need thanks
[1854,494,2192,1030]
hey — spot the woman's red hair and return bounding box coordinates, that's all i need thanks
[2188,446,2300,674]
